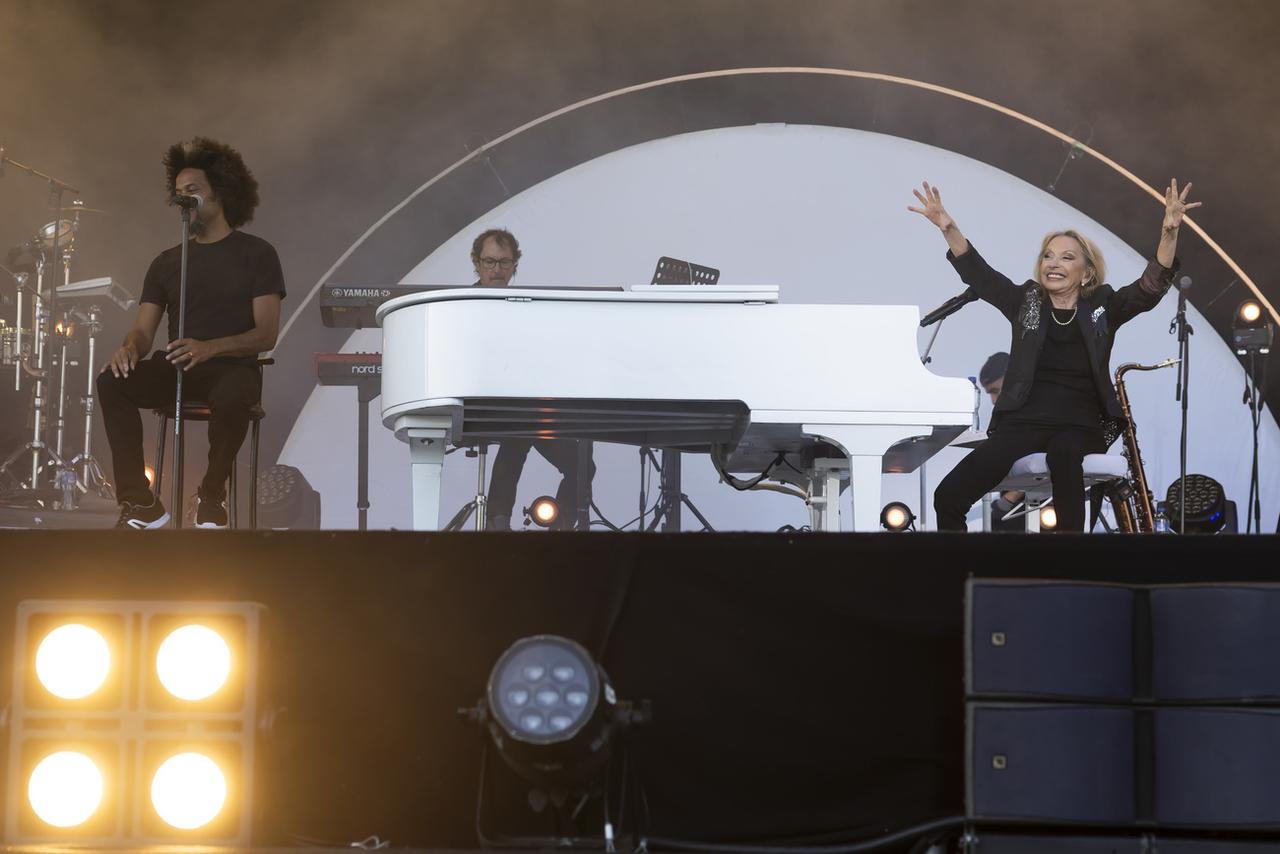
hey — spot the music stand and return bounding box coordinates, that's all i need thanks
[650,256,720,286]
[641,256,720,531]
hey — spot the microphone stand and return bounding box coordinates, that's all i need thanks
[914,315,958,531]
[170,207,192,527]
[1170,276,1193,534]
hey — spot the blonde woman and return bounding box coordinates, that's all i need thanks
[909,179,1199,532]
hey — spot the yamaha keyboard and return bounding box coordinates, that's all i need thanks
[375,285,978,532]
[320,285,444,328]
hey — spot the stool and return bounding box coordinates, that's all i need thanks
[985,453,1129,532]
[152,401,265,528]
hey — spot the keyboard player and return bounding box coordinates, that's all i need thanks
[468,229,595,530]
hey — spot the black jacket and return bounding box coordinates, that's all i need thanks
[947,242,1178,444]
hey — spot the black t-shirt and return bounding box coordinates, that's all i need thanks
[140,230,286,363]
[1004,305,1102,429]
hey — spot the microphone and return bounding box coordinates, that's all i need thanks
[920,287,978,327]
[169,193,203,210]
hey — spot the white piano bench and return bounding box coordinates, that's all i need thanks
[982,452,1129,533]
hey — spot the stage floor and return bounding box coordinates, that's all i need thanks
[1,531,1276,851]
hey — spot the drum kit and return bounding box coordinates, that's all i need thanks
[0,147,133,509]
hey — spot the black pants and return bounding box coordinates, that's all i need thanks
[96,353,261,506]
[935,424,1106,533]
[487,439,595,528]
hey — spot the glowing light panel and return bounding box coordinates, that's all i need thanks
[150,752,227,830]
[28,751,104,828]
[35,624,111,700]
[156,625,232,701]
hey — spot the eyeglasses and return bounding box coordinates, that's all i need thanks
[478,257,516,271]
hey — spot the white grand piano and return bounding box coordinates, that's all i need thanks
[377,285,977,532]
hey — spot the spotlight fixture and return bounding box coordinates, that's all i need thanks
[1165,474,1232,534]
[150,752,228,830]
[473,635,648,794]
[524,495,559,529]
[1233,300,1272,354]
[27,751,104,829]
[1039,506,1058,530]
[155,624,232,702]
[35,624,111,700]
[879,501,915,532]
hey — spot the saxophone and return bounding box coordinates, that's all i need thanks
[1110,359,1180,532]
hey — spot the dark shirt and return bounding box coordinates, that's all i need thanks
[141,230,286,363]
[1003,305,1102,429]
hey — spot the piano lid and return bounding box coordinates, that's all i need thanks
[375,285,780,325]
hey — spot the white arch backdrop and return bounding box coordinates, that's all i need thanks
[281,125,1278,531]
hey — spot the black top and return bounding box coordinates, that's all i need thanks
[945,243,1176,445]
[1002,305,1103,429]
[141,230,286,363]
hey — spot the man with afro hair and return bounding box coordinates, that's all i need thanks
[98,137,285,528]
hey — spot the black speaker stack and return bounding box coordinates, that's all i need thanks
[964,579,1280,852]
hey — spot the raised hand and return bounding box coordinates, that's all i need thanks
[1162,178,1202,232]
[908,181,956,232]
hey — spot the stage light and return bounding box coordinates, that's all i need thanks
[35,624,110,700]
[1039,506,1058,530]
[880,501,915,532]
[7,600,263,845]
[144,465,156,486]
[1165,474,1232,534]
[27,751,103,828]
[255,464,322,528]
[480,635,637,792]
[156,624,232,701]
[1233,299,1272,354]
[525,495,559,528]
[150,752,227,830]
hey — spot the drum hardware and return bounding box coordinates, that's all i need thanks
[0,147,83,499]
[65,304,113,499]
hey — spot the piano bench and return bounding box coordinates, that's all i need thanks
[985,453,1129,532]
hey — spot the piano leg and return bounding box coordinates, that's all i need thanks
[802,424,926,533]
[809,459,845,533]
[395,415,451,531]
[848,455,885,533]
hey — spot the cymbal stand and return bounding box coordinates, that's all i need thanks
[52,249,74,464]
[11,270,25,390]
[0,254,69,492]
[67,304,113,498]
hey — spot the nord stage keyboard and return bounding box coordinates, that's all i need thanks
[315,351,382,387]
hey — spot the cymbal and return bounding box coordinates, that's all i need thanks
[49,204,110,214]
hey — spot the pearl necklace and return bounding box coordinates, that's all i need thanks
[1051,306,1078,326]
